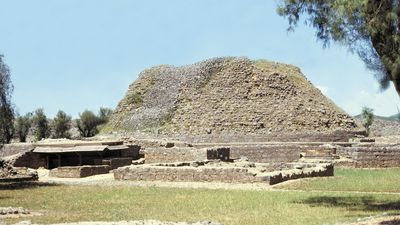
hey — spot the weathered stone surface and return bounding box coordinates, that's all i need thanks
[114,162,334,185]
[144,147,229,164]
[229,145,301,163]
[49,165,111,178]
[0,144,34,158]
[337,145,400,168]
[100,158,134,170]
[106,57,361,141]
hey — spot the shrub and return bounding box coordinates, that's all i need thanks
[361,107,374,136]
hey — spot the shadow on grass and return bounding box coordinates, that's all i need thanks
[0,181,60,190]
[297,196,400,212]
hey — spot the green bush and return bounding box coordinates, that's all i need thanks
[361,106,374,136]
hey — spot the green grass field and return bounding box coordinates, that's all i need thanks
[1,168,400,225]
[277,168,400,193]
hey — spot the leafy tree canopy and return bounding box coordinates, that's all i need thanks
[0,55,14,144]
[33,108,50,141]
[52,110,72,139]
[277,0,400,94]
[15,113,32,143]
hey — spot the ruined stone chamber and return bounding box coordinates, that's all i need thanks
[28,141,140,178]
[105,56,368,185]
[114,146,334,185]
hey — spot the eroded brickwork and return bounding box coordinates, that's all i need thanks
[49,165,111,178]
[144,147,229,163]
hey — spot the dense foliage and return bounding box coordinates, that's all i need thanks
[52,110,72,139]
[76,108,113,137]
[278,0,400,94]
[0,55,14,144]
[15,113,32,142]
[33,108,50,141]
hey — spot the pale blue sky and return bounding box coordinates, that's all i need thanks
[1,0,399,118]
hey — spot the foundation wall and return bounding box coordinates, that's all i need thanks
[12,152,46,169]
[114,166,260,183]
[230,145,301,163]
[114,163,334,185]
[144,147,230,163]
[102,158,133,169]
[149,130,364,143]
[0,144,34,158]
[49,165,111,178]
[121,145,141,159]
[337,146,400,168]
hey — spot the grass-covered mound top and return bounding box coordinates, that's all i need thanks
[107,57,359,136]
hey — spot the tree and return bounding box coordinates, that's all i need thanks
[52,110,72,139]
[0,55,14,144]
[32,108,50,141]
[361,106,374,136]
[98,107,113,124]
[277,0,400,95]
[15,113,32,142]
[76,110,101,137]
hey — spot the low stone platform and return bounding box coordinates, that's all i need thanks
[337,145,400,168]
[114,161,333,185]
[144,147,230,164]
[49,165,111,178]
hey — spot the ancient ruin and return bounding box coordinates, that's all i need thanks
[1,57,400,186]
[107,57,362,142]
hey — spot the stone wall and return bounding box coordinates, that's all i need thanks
[144,147,229,164]
[168,131,363,143]
[337,146,400,168]
[101,158,133,169]
[114,165,261,183]
[0,144,34,158]
[121,145,141,158]
[114,163,334,185]
[268,164,334,185]
[229,145,301,163]
[49,165,111,178]
[11,152,46,169]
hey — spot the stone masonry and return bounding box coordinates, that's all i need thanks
[114,163,334,185]
[49,165,111,178]
[144,147,230,164]
[337,145,400,168]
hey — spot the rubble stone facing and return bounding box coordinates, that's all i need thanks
[337,145,400,168]
[100,158,134,170]
[49,165,111,178]
[144,147,230,164]
[229,145,301,163]
[107,57,360,139]
[0,144,34,158]
[114,163,334,185]
[11,152,46,169]
[114,166,261,183]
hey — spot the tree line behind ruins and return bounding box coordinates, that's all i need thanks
[12,107,113,143]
